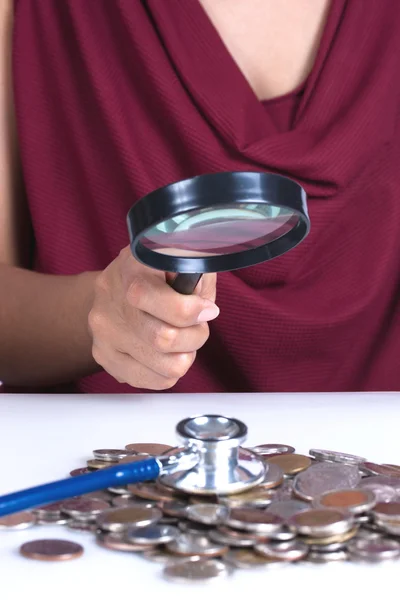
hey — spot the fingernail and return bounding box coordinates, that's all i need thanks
[197,302,220,323]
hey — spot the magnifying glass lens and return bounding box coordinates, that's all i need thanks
[140,203,298,258]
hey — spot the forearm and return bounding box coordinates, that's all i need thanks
[0,265,101,386]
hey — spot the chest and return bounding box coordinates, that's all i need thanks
[198,0,332,100]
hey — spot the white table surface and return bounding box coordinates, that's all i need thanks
[0,391,399,600]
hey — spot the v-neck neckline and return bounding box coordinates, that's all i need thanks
[147,0,346,148]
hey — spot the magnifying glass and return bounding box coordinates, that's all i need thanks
[127,171,309,294]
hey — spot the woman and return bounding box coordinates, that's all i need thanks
[0,0,399,394]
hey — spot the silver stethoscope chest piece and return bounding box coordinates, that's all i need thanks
[160,415,266,495]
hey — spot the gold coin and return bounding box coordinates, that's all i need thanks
[265,454,312,475]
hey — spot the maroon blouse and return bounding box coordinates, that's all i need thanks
[11,0,400,393]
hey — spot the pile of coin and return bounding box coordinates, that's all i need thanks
[4,442,400,582]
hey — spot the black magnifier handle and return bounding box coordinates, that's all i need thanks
[170,273,203,295]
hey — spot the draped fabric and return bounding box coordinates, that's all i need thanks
[11,0,400,393]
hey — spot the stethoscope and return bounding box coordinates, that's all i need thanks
[0,170,309,517]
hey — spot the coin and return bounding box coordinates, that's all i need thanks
[288,509,354,537]
[266,454,312,475]
[361,462,400,478]
[208,528,257,547]
[124,443,173,455]
[111,495,155,509]
[117,454,149,465]
[163,558,229,582]
[162,501,189,518]
[223,548,285,569]
[250,444,295,456]
[309,449,366,465]
[226,508,284,534]
[96,532,154,552]
[126,524,179,545]
[36,515,69,526]
[166,533,228,557]
[67,520,98,533]
[0,511,36,530]
[255,539,308,561]
[315,488,376,514]
[20,539,84,561]
[93,449,134,462]
[108,486,130,495]
[372,501,400,522]
[127,482,180,503]
[60,498,110,519]
[301,526,359,546]
[86,459,113,470]
[293,462,361,501]
[257,463,285,489]
[96,506,162,533]
[142,547,185,564]
[347,538,400,561]
[33,502,64,518]
[220,487,275,508]
[83,491,113,503]
[178,520,213,534]
[358,480,397,503]
[69,467,90,476]
[266,500,310,520]
[185,504,229,526]
[306,550,348,563]
[307,542,346,552]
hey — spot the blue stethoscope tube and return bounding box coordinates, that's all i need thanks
[0,458,160,517]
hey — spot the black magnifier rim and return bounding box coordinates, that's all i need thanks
[127,171,309,274]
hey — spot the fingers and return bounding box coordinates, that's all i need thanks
[126,272,219,327]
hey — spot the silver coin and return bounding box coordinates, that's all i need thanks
[347,538,400,561]
[375,521,400,536]
[159,516,179,525]
[266,500,310,520]
[141,547,187,564]
[166,533,228,557]
[356,514,370,524]
[294,462,361,501]
[223,548,287,569]
[226,508,284,534]
[273,479,295,501]
[163,558,229,582]
[185,504,229,526]
[250,444,295,456]
[60,498,110,519]
[306,550,348,563]
[255,539,308,561]
[267,527,297,541]
[360,475,400,495]
[354,528,383,540]
[93,449,133,462]
[371,501,400,523]
[111,496,155,509]
[126,524,179,545]
[358,480,397,503]
[307,542,346,552]
[309,449,366,465]
[36,515,69,526]
[0,511,36,530]
[208,528,256,547]
[108,486,130,495]
[67,520,99,533]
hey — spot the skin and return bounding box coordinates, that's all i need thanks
[0,0,330,389]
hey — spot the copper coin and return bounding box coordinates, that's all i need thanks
[127,482,180,503]
[0,511,36,530]
[226,508,284,533]
[216,525,265,542]
[86,459,113,470]
[223,548,285,568]
[316,488,376,514]
[67,520,98,533]
[60,498,110,518]
[258,463,285,489]
[124,443,173,455]
[288,509,354,538]
[33,502,65,517]
[20,539,84,561]
[83,490,113,503]
[118,454,149,465]
[70,467,90,476]
[362,462,400,478]
[266,454,312,475]
[96,506,162,532]
[96,532,154,552]
[372,501,400,521]
[250,444,295,456]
